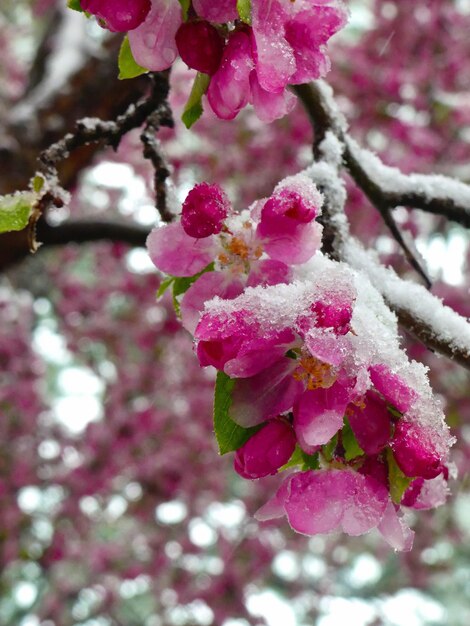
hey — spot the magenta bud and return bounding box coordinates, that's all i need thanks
[234,419,297,480]
[391,420,444,480]
[175,20,225,76]
[181,182,230,239]
[80,0,151,32]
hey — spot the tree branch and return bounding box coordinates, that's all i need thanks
[36,219,149,249]
[294,81,470,228]
[300,104,470,372]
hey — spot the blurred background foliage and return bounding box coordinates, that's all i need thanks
[1,1,470,625]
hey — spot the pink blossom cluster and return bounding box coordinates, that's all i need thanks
[147,177,453,551]
[148,174,323,333]
[78,0,348,121]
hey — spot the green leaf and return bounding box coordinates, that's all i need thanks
[301,451,320,470]
[178,0,191,20]
[280,445,319,472]
[322,434,338,462]
[213,372,259,455]
[67,0,83,11]
[387,448,413,504]
[156,276,175,299]
[280,445,304,471]
[118,36,148,80]
[237,0,252,24]
[182,72,210,129]
[342,418,365,461]
[32,174,45,194]
[0,192,35,234]
[171,262,214,315]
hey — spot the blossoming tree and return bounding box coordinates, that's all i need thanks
[1,0,470,624]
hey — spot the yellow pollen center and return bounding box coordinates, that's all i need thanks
[227,236,250,260]
[293,355,337,390]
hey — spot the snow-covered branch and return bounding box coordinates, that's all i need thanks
[294,81,470,228]
[344,240,470,370]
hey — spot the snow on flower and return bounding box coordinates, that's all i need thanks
[147,174,322,333]
[144,163,451,551]
[190,254,453,550]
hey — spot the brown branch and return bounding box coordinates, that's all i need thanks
[36,219,149,248]
[2,219,149,269]
[140,109,174,223]
[39,72,172,175]
[395,307,470,370]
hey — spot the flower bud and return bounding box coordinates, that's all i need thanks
[80,0,151,32]
[181,182,230,238]
[175,21,225,76]
[234,419,296,479]
[391,420,444,479]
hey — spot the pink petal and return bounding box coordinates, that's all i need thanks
[402,475,448,510]
[285,3,348,84]
[192,0,238,22]
[146,222,214,277]
[257,469,389,539]
[128,0,181,71]
[294,381,350,449]
[284,471,344,534]
[251,0,296,92]
[231,358,302,427]
[207,30,254,120]
[369,364,417,413]
[341,473,388,535]
[249,71,296,123]
[262,221,323,265]
[180,272,244,334]
[246,259,293,288]
[347,391,392,455]
[195,310,295,377]
[377,501,414,551]
[391,420,445,480]
[224,335,294,378]
[255,475,293,521]
[304,329,349,368]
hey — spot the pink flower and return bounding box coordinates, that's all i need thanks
[181,182,230,238]
[256,176,323,264]
[256,469,389,537]
[80,0,151,32]
[195,310,296,377]
[251,0,348,89]
[256,468,414,551]
[147,176,320,332]
[234,418,296,479]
